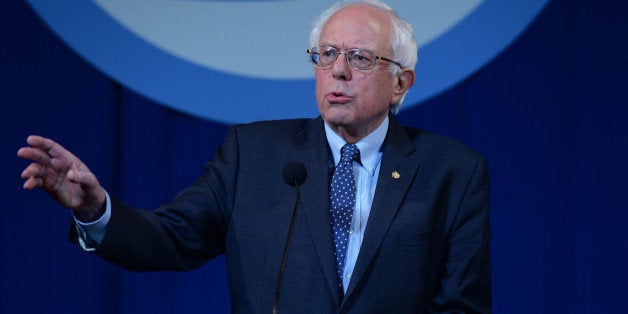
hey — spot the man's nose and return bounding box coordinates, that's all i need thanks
[332,53,352,81]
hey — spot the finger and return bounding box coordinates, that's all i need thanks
[67,168,98,189]
[28,135,76,160]
[67,169,106,211]
[26,135,59,156]
[23,177,43,190]
[17,147,33,160]
[17,146,39,159]
[25,135,47,148]
[17,146,53,166]
[21,162,44,179]
[22,135,79,169]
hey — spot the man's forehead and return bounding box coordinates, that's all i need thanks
[325,4,391,28]
[319,5,392,49]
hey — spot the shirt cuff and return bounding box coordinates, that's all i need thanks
[74,191,111,251]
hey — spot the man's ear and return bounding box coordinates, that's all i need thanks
[391,69,415,103]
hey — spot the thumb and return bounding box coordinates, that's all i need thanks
[67,168,100,191]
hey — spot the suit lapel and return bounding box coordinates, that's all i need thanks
[343,117,420,301]
[291,117,343,305]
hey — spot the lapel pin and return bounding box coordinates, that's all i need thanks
[392,171,400,179]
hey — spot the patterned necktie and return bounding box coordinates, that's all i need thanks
[330,143,360,288]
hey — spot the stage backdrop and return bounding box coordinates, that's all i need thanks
[2,1,626,313]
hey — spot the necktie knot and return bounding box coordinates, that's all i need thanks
[340,143,360,164]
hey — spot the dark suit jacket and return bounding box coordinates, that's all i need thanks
[86,116,491,313]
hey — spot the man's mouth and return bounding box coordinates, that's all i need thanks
[325,91,353,104]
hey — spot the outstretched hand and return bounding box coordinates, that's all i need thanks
[17,135,106,222]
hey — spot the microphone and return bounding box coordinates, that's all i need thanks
[273,161,307,314]
[282,161,307,186]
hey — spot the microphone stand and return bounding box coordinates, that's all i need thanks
[273,179,302,314]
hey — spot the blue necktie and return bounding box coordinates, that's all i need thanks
[330,143,360,288]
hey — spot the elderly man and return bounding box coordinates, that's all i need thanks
[18,0,491,312]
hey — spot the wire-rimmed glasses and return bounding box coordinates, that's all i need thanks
[307,46,402,70]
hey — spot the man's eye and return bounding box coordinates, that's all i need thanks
[351,52,373,67]
[322,49,336,58]
[352,52,371,62]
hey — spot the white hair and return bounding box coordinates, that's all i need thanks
[309,0,418,112]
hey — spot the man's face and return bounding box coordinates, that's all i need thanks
[314,5,405,142]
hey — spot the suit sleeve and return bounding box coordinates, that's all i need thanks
[430,156,492,313]
[81,126,240,272]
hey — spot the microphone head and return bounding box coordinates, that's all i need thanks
[282,161,307,186]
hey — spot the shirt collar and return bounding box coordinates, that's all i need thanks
[324,115,388,174]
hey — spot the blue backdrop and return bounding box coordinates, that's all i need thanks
[2,1,627,313]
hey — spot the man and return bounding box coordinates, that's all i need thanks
[18,0,491,312]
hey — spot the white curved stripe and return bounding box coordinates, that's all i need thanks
[93,0,483,79]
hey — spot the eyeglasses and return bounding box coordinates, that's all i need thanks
[307,46,402,70]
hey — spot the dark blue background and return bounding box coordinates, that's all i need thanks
[2,1,626,313]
